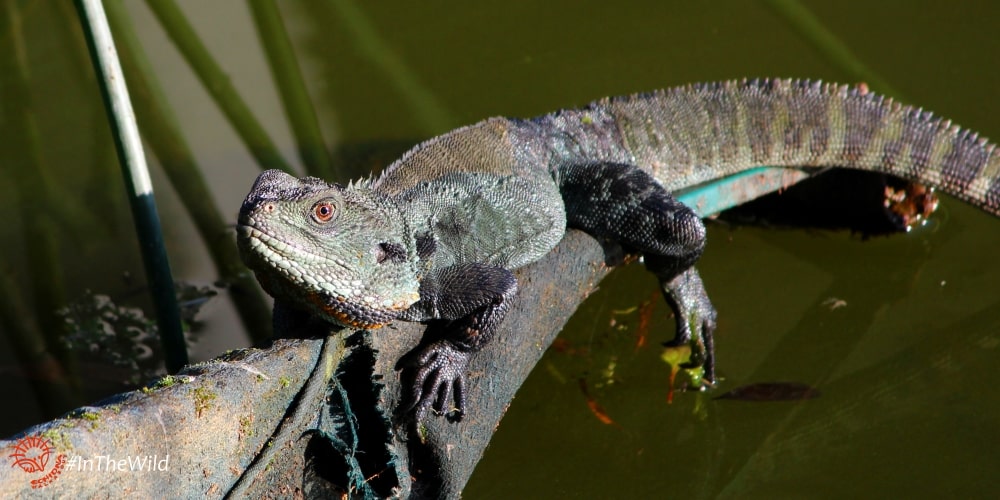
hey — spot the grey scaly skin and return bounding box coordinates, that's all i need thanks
[237,78,1000,422]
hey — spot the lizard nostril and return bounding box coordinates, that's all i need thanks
[262,202,275,213]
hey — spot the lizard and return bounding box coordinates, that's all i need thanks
[236,78,1000,422]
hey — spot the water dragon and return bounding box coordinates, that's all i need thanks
[236,78,1000,421]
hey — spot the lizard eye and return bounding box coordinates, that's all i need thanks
[311,200,337,223]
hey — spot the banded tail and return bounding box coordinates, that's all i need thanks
[589,78,999,216]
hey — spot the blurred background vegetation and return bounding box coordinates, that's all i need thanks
[0,1,998,497]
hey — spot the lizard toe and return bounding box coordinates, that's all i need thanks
[402,340,471,422]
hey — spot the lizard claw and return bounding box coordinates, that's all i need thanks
[660,284,717,387]
[663,314,716,386]
[402,340,469,422]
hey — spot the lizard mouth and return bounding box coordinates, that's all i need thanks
[237,224,354,273]
[237,225,417,329]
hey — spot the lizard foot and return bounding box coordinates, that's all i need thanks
[400,340,470,422]
[658,267,718,387]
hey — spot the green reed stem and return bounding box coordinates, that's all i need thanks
[75,0,188,372]
[105,0,274,344]
[144,0,294,174]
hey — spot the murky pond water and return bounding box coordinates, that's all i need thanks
[1,1,997,497]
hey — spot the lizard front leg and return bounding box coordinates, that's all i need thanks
[398,262,518,421]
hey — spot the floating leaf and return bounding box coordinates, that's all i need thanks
[660,345,696,404]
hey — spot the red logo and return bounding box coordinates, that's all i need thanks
[8,435,66,489]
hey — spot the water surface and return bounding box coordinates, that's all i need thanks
[1,1,997,497]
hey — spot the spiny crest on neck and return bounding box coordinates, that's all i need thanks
[345,173,377,190]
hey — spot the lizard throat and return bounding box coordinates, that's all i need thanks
[306,292,394,329]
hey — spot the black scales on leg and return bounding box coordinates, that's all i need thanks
[560,162,717,383]
[398,263,518,421]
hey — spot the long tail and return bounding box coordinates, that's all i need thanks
[587,78,999,216]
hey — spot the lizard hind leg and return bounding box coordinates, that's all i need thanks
[560,162,717,384]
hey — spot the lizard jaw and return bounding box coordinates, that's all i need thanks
[237,225,418,328]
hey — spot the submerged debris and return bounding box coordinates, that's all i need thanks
[715,382,820,401]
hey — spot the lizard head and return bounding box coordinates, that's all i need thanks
[237,169,421,330]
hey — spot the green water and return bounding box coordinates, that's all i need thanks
[1,1,998,497]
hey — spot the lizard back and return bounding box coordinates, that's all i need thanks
[378,79,999,218]
[372,117,551,195]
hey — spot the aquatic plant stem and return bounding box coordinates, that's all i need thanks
[323,0,455,134]
[144,0,294,174]
[248,0,334,179]
[763,0,901,97]
[0,0,78,385]
[74,0,188,372]
[105,0,274,344]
